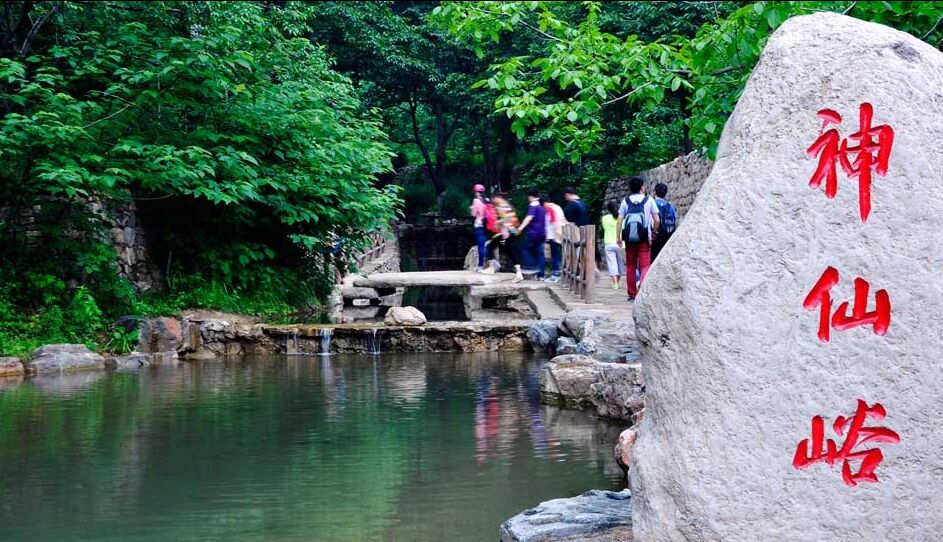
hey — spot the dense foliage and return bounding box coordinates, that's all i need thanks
[0,1,396,354]
[433,1,943,159]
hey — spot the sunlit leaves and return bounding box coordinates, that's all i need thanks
[435,1,943,160]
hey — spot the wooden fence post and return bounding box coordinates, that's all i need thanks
[583,225,596,303]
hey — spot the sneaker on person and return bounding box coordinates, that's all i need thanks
[481,264,495,275]
[513,265,524,283]
[544,275,561,284]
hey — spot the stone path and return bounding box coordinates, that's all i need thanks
[540,272,636,324]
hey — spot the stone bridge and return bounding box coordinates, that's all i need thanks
[344,271,565,322]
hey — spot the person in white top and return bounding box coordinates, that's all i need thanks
[542,195,566,283]
[617,176,660,301]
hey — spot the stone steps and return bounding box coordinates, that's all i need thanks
[523,288,567,320]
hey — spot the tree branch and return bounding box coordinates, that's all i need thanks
[82,103,134,129]
[602,82,654,106]
[18,1,60,57]
[407,94,438,191]
[466,4,563,43]
[923,14,943,39]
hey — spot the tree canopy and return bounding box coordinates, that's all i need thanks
[433,1,943,160]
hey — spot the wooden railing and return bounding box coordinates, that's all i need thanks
[355,229,390,270]
[560,224,597,303]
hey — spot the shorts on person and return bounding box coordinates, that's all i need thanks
[604,243,625,277]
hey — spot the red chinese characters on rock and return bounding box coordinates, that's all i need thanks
[806,103,895,222]
[793,400,901,486]
[803,266,891,342]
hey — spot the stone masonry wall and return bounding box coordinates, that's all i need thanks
[603,151,713,221]
[99,200,160,291]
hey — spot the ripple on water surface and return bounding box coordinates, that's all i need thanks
[0,352,625,542]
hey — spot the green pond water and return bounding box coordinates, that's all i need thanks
[0,353,625,542]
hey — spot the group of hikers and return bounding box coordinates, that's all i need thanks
[469,176,676,302]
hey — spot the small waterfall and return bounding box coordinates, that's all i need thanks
[418,328,426,352]
[285,328,300,356]
[365,328,382,355]
[319,327,333,356]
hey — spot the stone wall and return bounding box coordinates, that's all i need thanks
[2,196,159,291]
[603,151,713,220]
[100,200,160,291]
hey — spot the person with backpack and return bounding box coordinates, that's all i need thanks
[651,182,677,262]
[470,184,488,272]
[482,194,524,282]
[542,194,566,283]
[617,176,660,301]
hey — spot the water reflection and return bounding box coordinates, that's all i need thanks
[0,353,624,542]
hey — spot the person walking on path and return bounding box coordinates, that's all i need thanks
[483,194,524,282]
[517,189,547,280]
[470,184,488,272]
[562,186,589,226]
[651,182,677,262]
[542,195,566,283]
[602,200,625,290]
[617,176,660,301]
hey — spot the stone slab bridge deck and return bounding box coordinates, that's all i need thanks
[353,270,517,289]
[351,270,635,324]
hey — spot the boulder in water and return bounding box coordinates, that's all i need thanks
[526,319,560,353]
[137,316,183,354]
[0,357,24,378]
[499,489,632,542]
[614,427,638,475]
[631,13,943,540]
[28,344,106,374]
[555,336,579,355]
[539,354,598,408]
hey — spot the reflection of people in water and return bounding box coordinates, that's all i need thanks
[473,367,533,463]
[521,365,550,459]
[474,372,494,463]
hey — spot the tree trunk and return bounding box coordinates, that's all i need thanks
[494,116,515,191]
[407,95,443,194]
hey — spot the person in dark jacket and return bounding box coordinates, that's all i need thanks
[562,186,589,227]
[651,182,677,262]
[517,189,547,280]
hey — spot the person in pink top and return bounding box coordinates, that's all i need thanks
[470,184,488,272]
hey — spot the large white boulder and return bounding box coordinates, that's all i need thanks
[384,306,427,326]
[631,13,943,541]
